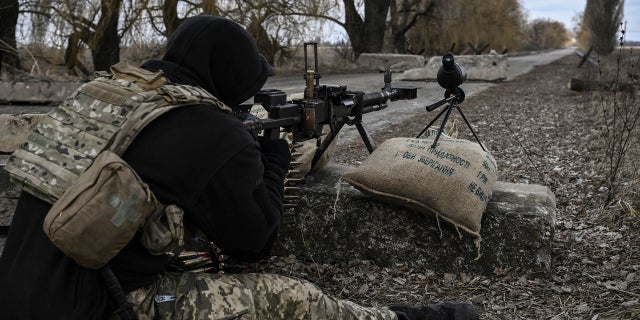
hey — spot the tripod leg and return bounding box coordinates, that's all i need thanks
[431,103,455,149]
[416,106,449,138]
[455,105,485,151]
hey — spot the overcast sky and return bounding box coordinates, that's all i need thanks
[521,0,640,41]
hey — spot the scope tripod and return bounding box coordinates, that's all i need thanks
[416,87,485,151]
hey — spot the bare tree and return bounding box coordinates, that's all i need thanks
[342,0,390,56]
[388,0,438,54]
[145,0,218,38]
[583,0,624,54]
[408,0,526,55]
[92,0,123,71]
[28,0,149,74]
[212,0,391,57]
[524,19,571,51]
[0,0,20,77]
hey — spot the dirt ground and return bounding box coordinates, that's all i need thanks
[254,52,640,319]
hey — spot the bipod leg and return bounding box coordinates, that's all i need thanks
[355,121,376,153]
[431,103,455,149]
[416,105,449,138]
[455,105,485,151]
[311,121,344,169]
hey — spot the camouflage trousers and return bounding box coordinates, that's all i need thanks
[126,272,398,320]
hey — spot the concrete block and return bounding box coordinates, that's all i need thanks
[0,81,80,104]
[398,54,508,82]
[273,163,555,275]
[357,53,425,72]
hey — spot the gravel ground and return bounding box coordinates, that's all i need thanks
[255,53,640,319]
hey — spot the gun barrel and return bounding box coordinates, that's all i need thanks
[361,91,396,109]
[360,86,417,114]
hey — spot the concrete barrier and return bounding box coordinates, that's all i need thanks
[0,81,81,104]
[357,53,425,72]
[398,53,508,82]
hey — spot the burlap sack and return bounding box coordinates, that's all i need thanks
[342,133,497,237]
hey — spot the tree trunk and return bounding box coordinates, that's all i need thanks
[201,0,220,15]
[585,0,623,55]
[389,0,437,54]
[92,0,122,71]
[247,17,277,65]
[0,0,20,77]
[162,0,183,38]
[343,0,391,57]
[64,32,82,73]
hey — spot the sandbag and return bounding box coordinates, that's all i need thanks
[342,133,497,237]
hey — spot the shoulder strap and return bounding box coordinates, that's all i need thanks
[109,83,232,155]
[5,61,232,204]
[110,60,167,90]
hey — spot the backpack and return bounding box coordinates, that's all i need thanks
[4,60,231,269]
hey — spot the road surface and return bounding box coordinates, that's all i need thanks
[264,48,575,144]
[0,48,575,132]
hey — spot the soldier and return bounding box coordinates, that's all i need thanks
[0,15,478,320]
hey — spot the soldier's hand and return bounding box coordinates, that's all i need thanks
[257,136,291,171]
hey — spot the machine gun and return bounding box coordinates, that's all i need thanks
[237,42,418,170]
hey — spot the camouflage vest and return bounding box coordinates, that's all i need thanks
[5,60,231,204]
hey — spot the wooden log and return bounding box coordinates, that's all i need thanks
[568,78,635,92]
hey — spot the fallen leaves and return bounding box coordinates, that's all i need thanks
[255,54,640,319]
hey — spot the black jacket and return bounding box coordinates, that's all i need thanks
[0,16,286,319]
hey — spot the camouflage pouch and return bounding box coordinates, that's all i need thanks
[43,150,161,269]
[109,60,167,90]
[142,204,185,256]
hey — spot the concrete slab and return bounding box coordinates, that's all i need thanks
[0,81,80,104]
[357,53,425,72]
[398,54,508,82]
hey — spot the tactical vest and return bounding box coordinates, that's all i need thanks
[5,60,231,204]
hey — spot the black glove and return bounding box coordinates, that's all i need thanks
[257,136,291,171]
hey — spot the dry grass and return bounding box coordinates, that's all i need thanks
[256,52,640,319]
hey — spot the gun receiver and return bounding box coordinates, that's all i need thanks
[240,42,418,169]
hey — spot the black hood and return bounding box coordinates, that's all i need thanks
[142,16,274,107]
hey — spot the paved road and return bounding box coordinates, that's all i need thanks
[264,48,575,144]
[0,48,575,133]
